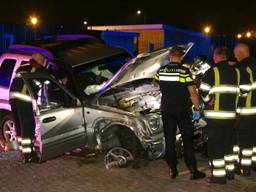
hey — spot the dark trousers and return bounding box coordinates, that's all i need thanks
[236,116,255,148]
[162,110,196,168]
[236,116,256,170]
[9,99,35,139]
[206,119,235,159]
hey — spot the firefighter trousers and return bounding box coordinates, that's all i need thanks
[10,99,35,156]
[236,115,256,173]
[162,110,196,169]
[206,119,236,180]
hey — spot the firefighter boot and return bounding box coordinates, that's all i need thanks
[189,165,206,180]
[169,166,178,179]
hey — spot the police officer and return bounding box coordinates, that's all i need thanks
[234,43,256,175]
[154,46,205,180]
[9,53,46,162]
[199,47,240,184]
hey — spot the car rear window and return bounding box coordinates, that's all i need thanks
[0,59,16,88]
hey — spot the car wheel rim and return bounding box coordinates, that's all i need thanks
[3,120,17,141]
[104,147,134,169]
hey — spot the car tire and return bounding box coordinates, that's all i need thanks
[116,128,148,168]
[0,113,17,142]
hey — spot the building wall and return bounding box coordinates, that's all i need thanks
[124,29,164,53]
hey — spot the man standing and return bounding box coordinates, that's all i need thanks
[9,53,46,162]
[154,46,205,180]
[234,43,256,175]
[199,47,239,184]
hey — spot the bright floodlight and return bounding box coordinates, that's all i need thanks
[137,10,141,15]
[83,21,88,25]
[30,17,38,25]
[246,32,252,38]
[237,34,242,39]
[204,26,211,34]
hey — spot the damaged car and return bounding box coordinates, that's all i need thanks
[9,42,206,168]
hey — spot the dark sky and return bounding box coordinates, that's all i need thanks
[0,0,256,36]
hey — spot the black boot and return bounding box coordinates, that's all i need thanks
[169,166,178,179]
[241,167,251,176]
[189,165,206,180]
[226,172,235,180]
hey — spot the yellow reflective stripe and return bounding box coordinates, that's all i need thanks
[199,83,211,91]
[212,159,225,167]
[242,149,253,156]
[251,82,256,90]
[237,107,256,115]
[246,91,252,108]
[21,139,32,145]
[224,155,235,162]
[202,94,211,102]
[179,78,185,83]
[21,147,32,154]
[235,68,240,107]
[209,86,239,94]
[182,64,189,68]
[246,67,254,83]
[180,73,190,77]
[240,84,252,91]
[226,165,235,171]
[213,67,220,111]
[204,110,236,119]
[241,159,252,165]
[213,169,226,177]
[245,67,253,108]
[233,145,240,153]
[10,92,32,102]
[186,77,193,82]
[154,74,160,81]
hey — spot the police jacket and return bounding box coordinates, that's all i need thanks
[154,62,194,112]
[199,61,240,120]
[9,60,45,103]
[236,57,256,116]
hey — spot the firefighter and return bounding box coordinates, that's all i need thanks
[9,53,46,162]
[199,47,240,184]
[154,46,205,180]
[234,43,256,175]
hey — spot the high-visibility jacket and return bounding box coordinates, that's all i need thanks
[199,61,240,119]
[236,57,256,116]
[154,62,194,112]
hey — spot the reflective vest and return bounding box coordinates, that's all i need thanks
[154,62,194,112]
[199,61,240,120]
[236,57,256,116]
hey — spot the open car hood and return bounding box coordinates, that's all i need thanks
[100,42,193,92]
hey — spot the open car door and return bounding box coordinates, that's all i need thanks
[20,73,86,162]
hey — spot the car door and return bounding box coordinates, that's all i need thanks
[20,73,86,162]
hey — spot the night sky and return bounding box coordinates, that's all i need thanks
[0,0,256,36]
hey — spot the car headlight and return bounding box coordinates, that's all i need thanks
[147,115,162,133]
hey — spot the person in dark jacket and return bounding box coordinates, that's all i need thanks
[234,43,256,175]
[155,46,205,180]
[9,53,46,162]
[199,47,240,184]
